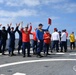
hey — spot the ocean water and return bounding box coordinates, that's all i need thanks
[6,39,19,49]
[6,39,71,49]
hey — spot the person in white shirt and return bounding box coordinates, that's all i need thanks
[64,29,68,50]
[51,28,59,52]
[61,30,67,52]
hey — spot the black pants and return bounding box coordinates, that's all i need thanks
[70,42,75,50]
[32,40,37,54]
[8,40,15,54]
[61,41,66,52]
[43,43,49,54]
[51,40,59,52]
[0,39,6,54]
[66,39,67,50]
[37,40,43,55]
[22,42,30,56]
[18,40,22,53]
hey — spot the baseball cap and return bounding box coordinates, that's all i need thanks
[54,28,57,31]
[38,23,43,26]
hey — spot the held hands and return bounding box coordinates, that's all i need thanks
[7,23,12,27]
[16,23,20,27]
[16,21,23,28]
[6,22,32,28]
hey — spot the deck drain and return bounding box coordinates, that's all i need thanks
[7,69,12,72]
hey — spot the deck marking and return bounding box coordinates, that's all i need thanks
[0,59,76,68]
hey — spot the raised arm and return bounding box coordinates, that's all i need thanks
[7,24,11,34]
[28,23,32,33]
[13,24,19,33]
[43,25,50,31]
[13,23,20,33]
[28,25,32,33]
[16,23,21,34]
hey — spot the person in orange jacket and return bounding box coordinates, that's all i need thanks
[43,31,51,56]
[31,28,37,55]
[20,23,32,57]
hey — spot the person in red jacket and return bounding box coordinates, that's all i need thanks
[20,23,32,57]
[31,28,37,55]
[43,31,51,56]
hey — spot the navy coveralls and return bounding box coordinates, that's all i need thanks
[36,26,50,56]
[17,28,22,54]
[7,26,18,55]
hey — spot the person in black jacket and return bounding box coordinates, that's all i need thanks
[0,24,2,53]
[7,23,18,56]
[0,24,7,55]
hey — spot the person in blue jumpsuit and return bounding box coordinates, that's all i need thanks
[0,25,7,55]
[7,24,18,56]
[16,23,22,54]
[36,24,50,58]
